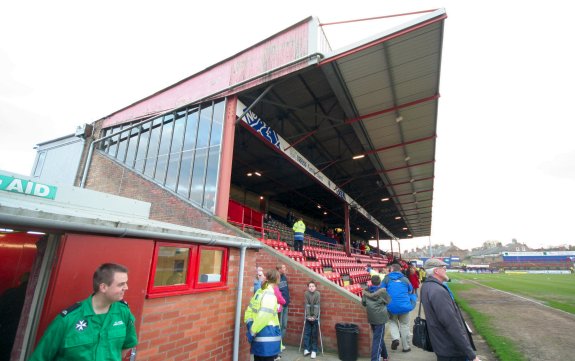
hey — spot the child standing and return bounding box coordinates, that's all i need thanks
[303,281,320,359]
[362,275,391,361]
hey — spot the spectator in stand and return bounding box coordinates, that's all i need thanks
[340,230,346,245]
[326,228,334,239]
[286,210,295,226]
[359,241,367,255]
[292,218,306,252]
[408,265,420,296]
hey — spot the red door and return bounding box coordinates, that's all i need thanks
[36,233,154,345]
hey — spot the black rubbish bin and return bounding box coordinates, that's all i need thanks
[335,323,359,361]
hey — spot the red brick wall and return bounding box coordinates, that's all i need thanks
[136,247,257,361]
[85,153,239,236]
[85,154,261,360]
[256,247,372,357]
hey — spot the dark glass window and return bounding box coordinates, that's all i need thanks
[155,113,174,184]
[125,127,140,167]
[203,100,225,212]
[100,99,226,214]
[144,118,163,177]
[190,106,213,205]
[116,127,130,163]
[165,110,187,191]
[107,126,121,156]
[134,123,151,172]
[178,107,199,197]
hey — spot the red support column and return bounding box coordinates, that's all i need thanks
[215,95,237,219]
[390,239,394,257]
[344,204,351,256]
[376,228,380,256]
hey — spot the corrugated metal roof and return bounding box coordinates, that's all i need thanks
[233,9,446,241]
[321,9,444,238]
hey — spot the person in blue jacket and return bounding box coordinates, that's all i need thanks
[382,263,415,353]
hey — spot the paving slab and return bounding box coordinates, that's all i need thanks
[277,305,435,361]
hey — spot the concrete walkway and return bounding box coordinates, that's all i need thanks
[277,299,495,361]
[279,342,435,361]
[278,305,435,361]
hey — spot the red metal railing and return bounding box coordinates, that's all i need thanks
[228,220,280,242]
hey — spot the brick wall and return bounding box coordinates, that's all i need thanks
[136,247,257,361]
[85,153,240,236]
[256,247,372,357]
[85,153,261,360]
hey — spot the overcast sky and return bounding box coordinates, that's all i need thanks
[2,0,574,252]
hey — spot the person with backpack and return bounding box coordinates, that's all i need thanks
[382,263,415,353]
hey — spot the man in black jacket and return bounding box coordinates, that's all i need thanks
[421,258,480,361]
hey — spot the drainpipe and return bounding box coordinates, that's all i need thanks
[232,246,247,361]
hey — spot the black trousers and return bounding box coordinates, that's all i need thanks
[254,356,277,361]
[437,356,468,361]
[293,239,303,251]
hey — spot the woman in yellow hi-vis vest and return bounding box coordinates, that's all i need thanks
[244,269,281,361]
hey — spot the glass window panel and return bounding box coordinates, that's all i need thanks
[99,128,111,151]
[190,105,213,204]
[203,100,225,213]
[116,127,131,162]
[154,113,174,184]
[190,148,207,205]
[108,126,121,156]
[144,117,163,177]
[165,110,187,191]
[134,122,151,172]
[177,107,199,197]
[198,248,223,283]
[125,127,140,167]
[153,246,190,286]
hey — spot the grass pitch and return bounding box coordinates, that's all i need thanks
[450,272,575,314]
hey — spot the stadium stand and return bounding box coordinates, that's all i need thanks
[234,218,391,298]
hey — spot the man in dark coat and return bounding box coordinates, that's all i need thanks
[421,258,480,361]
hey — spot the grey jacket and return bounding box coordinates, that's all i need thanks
[361,286,391,325]
[304,290,320,318]
[420,276,476,360]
